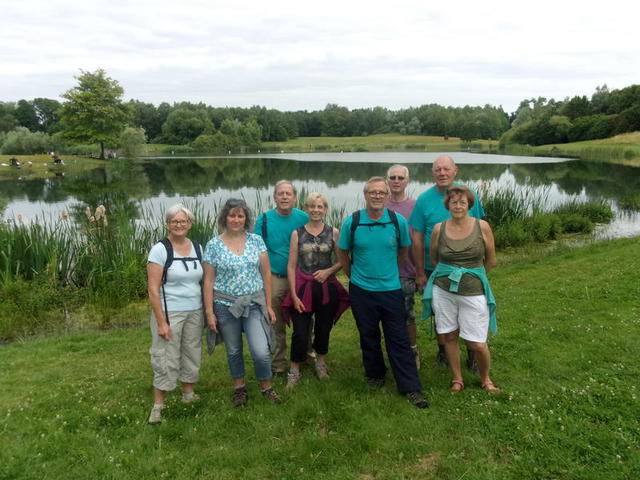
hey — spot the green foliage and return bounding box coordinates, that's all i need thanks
[0,127,53,154]
[190,132,240,153]
[118,126,147,158]
[553,200,613,224]
[0,102,19,133]
[523,213,563,242]
[493,221,532,248]
[160,107,213,144]
[59,69,130,159]
[558,214,594,233]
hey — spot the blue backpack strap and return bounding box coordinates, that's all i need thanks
[349,210,362,264]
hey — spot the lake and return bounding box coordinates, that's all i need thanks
[2,152,640,239]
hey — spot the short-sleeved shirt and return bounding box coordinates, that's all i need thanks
[384,197,417,279]
[409,184,484,272]
[338,209,411,292]
[254,208,309,276]
[148,241,203,312]
[203,233,267,305]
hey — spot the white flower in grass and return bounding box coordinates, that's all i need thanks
[17,214,23,225]
[85,207,92,218]
[60,210,69,220]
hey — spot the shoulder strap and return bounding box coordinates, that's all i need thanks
[260,212,268,239]
[387,209,401,247]
[350,209,361,246]
[159,238,174,285]
[192,240,202,262]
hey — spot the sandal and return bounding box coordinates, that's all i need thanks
[449,380,465,392]
[481,381,502,394]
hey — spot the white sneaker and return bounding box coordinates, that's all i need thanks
[148,404,163,425]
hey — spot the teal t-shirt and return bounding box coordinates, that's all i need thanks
[254,208,308,275]
[338,209,411,292]
[409,184,484,272]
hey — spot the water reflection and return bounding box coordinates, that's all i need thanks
[2,154,639,238]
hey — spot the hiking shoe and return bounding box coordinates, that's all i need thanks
[272,369,287,378]
[367,377,385,390]
[181,392,201,404]
[233,386,248,407]
[412,346,420,371]
[261,387,282,404]
[436,350,449,368]
[466,350,479,374]
[406,391,430,409]
[286,371,301,389]
[315,362,330,380]
[148,404,163,425]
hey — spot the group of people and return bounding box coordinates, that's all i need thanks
[146,154,501,425]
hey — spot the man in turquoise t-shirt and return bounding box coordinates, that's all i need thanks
[255,180,309,374]
[409,155,484,369]
[337,177,429,409]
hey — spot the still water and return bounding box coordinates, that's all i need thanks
[2,152,639,238]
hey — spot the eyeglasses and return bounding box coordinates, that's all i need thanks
[388,176,406,181]
[169,219,190,226]
[367,190,389,197]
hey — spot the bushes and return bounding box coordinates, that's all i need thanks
[0,127,53,154]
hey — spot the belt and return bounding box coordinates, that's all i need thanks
[272,272,287,279]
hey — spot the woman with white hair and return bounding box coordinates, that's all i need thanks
[147,204,204,425]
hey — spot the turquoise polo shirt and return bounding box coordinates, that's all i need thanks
[338,209,411,292]
[254,208,308,276]
[409,184,484,272]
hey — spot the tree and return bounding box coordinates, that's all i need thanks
[15,100,39,131]
[0,102,18,133]
[161,107,213,144]
[59,69,130,159]
[119,126,147,158]
[32,98,61,133]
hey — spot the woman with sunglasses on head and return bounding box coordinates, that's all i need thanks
[147,204,204,425]
[202,198,282,407]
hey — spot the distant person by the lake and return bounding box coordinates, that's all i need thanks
[146,204,204,425]
[281,192,349,389]
[203,198,282,407]
[423,186,500,394]
[384,164,420,370]
[337,176,429,409]
[254,181,309,376]
[10,157,20,167]
[409,154,484,371]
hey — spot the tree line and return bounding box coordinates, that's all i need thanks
[1,69,638,157]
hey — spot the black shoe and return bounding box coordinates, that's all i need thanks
[366,377,385,390]
[406,391,430,409]
[436,350,449,368]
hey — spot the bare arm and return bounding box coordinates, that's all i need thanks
[287,230,304,313]
[203,262,218,332]
[429,223,442,268]
[480,220,497,272]
[337,248,351,279]
[147,262,171,340]
[412,229,426,290]
[397,246,409,267]
[260,251,276,323]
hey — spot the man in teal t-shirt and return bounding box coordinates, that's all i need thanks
[337,177,429,409]
[409,155,484,369]
[255,180,309,374]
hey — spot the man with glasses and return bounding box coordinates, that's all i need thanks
[384,165,420,370]
[337,177,429,408]
[409,155,484,371]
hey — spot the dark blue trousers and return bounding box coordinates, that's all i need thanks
[349,283,422,393]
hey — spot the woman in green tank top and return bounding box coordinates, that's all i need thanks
[429,186,501,394]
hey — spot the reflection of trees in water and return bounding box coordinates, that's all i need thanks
[2,157,640,213]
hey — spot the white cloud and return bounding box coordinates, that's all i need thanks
[1,0,639,112]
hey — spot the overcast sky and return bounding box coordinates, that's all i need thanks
[2,0,639,114]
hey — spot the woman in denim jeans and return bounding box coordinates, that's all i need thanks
[203,199,282,406]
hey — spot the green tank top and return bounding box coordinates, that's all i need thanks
[433,219,485,296]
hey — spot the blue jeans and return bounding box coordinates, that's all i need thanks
[214,302,272,381]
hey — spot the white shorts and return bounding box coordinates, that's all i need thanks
[432,285,489,343]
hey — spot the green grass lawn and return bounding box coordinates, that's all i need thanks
[0,154,103,179]
[531,132,640,165]
[1,238,639,479]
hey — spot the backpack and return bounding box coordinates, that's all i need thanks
[259,212,268,239]
[159,238,203,325]
[349,209,400,264]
